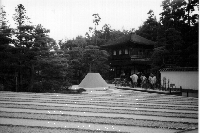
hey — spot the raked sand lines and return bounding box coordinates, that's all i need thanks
[0,89,198,133]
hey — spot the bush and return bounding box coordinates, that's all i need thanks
[0,84,4,91]
[77,88,86,93]
[31,80,72,93]
[32,81,43,92]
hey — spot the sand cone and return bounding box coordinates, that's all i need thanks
[79,73,108,90]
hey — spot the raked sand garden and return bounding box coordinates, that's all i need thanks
[0,87,198,133]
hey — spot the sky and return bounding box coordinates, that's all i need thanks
[2,0,163,41]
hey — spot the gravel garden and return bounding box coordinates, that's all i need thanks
[0,88,198,133]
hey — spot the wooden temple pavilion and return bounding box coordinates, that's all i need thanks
[101,33,156,79]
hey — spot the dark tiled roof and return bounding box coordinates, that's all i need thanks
[160,67,198,72]
[101,33,155,47]
[105,34,131,46]
[131,34,155,45]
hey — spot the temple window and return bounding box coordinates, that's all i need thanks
[125,49,128,54]
[119,50,122,55]
[113,50,116,55]
[138,49,143,55]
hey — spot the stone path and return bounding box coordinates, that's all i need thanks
[0,88,198,133]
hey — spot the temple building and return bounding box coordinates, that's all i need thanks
[101,33,156,79]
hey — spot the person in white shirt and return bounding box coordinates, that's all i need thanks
[130,73,138,88]
[149,73,156,89]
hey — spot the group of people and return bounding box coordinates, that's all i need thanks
[129,72,157,89]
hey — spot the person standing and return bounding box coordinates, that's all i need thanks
[141,74,147,89]
[130,73,138,88]
[148,73,153,89]
[120,71,126,81]
[137,72,141,87]
[120,71,126,86]
[152,74,157,89]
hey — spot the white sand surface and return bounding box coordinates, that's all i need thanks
[13,96,194,106]
[0,107,197,123]
[0,90,198,133]
[0,100,197,114]
[0,117,179,133]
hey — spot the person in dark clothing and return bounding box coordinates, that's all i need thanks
[141,74,147,89]
[120,71,126,81]
[137,72,141,87]
[120,71,126,86]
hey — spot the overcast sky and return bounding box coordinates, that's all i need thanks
[2,0,163,41]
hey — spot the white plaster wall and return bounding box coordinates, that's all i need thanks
[160,71,198,90]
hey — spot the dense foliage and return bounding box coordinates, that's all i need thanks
[0,5,69,92]
[0,0,198,92]
[136,0,198,72]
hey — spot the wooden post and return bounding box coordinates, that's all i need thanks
[15,72,18,92]
[167,79,170,91]
[180,86,182,96]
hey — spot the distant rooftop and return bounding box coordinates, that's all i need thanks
[160,67,198,72]
[101,33,156,48]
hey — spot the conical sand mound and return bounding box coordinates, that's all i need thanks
[79,73,108,89]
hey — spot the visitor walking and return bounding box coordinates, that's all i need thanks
[130,73,138,88]
[120,71,126,86]
[141,74,147,89]
[152,74,157,89]
[148,73,153,89]
[120,71,126,81]
[149,73,156,89]
[137,72,141,87]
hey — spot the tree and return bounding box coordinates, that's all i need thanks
[151,46,169,71]
[60,35,110,83]
[81,45,109,79]
[101,24,112,41]
[0,6,12,46]
[13,4,31,27]
[65,48,84,84]
[135,10,158,41]
[159,0,198,45]
[85,15,134,47]
[151,0,187,70]
[72,36,87,48]
[160,0,187,31]
[183,0,199,48]
[35,49,70,92]
[60,39,74,50]
[158,0,198,67]
[186,0,199,27]
[12,4,63,92]
[30,24,59,92]
[92,13,101,45]
[0,7,15,91]
[161,28,183,67]
[12,4,35,91]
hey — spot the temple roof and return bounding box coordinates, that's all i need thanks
[101,33,156,48]
[160,67,198,72]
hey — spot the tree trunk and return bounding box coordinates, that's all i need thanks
[18,61,22,92]
[15,72,18,92]
[28,65,34,92]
